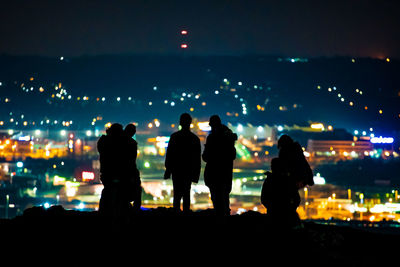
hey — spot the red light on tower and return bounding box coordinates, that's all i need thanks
[181,43,188,49]
[181,30,188,35]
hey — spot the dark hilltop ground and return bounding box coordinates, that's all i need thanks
[1,206,400,265]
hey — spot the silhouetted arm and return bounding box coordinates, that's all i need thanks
[193,137,201,183]
[231,133,238,160]
[202,136,210,162]
[202,144,208,162]
[97,135,105,154]
[164,134,175,179]
[133,140,138,161]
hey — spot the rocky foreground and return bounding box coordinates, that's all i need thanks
[1,206,399,265]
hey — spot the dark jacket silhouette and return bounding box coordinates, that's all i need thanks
[278,135,314,189]
[97,124,128,186]
[164,113,201,212]
[202,115,237,215]
[261,157,300,225]
[97,123,137,216]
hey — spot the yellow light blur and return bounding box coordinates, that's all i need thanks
[310,123,324,130]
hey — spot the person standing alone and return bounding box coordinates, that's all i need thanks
[164,113,201,212]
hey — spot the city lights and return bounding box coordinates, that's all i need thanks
[310,123,324,130]
[198,122,211,131]
[0,25,398,233]
[82,171,95,181]
[370,136,394,144]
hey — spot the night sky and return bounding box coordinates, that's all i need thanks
[1,0,399,58]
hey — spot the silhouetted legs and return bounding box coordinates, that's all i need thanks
[99,183,131,219]
[131,179,142,211]
[172,179,191,212]
[209,183,231,216]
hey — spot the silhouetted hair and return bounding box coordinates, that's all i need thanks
[125,123,136,137]
[277,134,294,149]
[209,115,222,128]
[107,123,123,136]
[179,113,192,129]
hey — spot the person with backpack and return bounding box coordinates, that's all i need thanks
[202,115,237,216]
[277,134,314,189]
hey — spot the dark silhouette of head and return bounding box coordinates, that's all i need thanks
[270,157,282,173]
[209,115,222,131]
[106,123,123,136]
[124,123,136,138]
[179,113,192,130]
[277,134,294,149]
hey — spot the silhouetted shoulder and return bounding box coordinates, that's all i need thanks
[169,131,181,140]
[171,129,200,142]
[188,131,201,141]
[97,135,109,153]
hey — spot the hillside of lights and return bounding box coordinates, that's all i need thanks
[0,55,399,223]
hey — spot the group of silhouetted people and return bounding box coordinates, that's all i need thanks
[97,113,313,226]
[164,113,238,216]
[97,123,141,219]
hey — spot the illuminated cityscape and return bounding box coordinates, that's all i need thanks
[0,97,399,223]
[1,1,400,230]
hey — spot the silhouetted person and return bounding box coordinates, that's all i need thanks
[202,115,237,216]
[164,113,201,212]
[261,157,300,227]
[277,134,314,189]
[124,123,142,211]
[97,123,132,219]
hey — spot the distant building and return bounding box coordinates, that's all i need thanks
[307,139,373,163]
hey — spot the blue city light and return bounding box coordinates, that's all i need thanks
[370,136,394,144]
